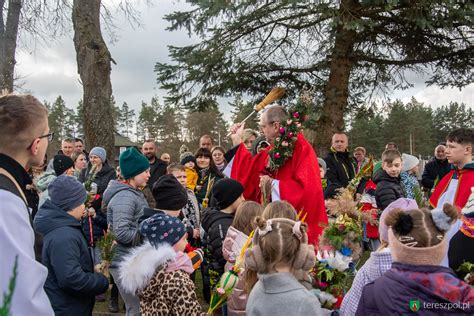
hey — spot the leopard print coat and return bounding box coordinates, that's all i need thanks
[138,268,205,316]
[119,242,206,316]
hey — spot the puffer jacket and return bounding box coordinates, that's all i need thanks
[400,171,420,200]
[34,200,108,315]
[36,170,56,208]
[103,180,149,267]
[373,169,404,210]
[201,207,234,274]
[222,226,250,316]
[119,242,204,316]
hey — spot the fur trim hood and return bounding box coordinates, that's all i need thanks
[118,241,176,294]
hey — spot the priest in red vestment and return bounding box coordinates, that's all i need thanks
[224,106,328,246]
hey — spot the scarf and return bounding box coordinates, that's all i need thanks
[460,215,474,238]
[165,251,194,274]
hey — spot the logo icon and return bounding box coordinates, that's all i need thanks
[410,300,420,312]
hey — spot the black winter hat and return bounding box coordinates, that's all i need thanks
[152,174,188,210]
[211,178,244,210]
[53,154,74,176]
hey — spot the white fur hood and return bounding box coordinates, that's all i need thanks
[118,241,176,294]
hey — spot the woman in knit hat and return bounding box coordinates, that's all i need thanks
[341,198,418,316]
[356,204,473,315]
[400,153,421,199]
[78,147,116,276]
[102,147,150,316]
[119,213,204,316]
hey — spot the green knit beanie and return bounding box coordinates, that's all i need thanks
[119,147,150,180]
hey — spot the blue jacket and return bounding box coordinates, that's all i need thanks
[34,200,108,316]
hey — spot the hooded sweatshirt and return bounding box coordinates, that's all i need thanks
[119,242,204,316]
[36,170,56,208]
[34,200,108,316]
[340,248,392,316]
[102,180,149,267]
[356,262,474,315]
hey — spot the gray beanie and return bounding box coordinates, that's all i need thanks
[318,158,327,174]
[402,153,419,172]
[49,175,87,211]
[90,147,107,163]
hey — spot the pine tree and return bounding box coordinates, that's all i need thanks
[137,100,159,142]
[118,102,135,138]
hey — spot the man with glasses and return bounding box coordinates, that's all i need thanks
[0,94,54,315]
[226,105,327,245]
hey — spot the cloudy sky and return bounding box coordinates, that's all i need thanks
[15,1,473,122]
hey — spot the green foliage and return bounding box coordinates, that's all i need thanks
[156,1,472,112]
[229,94,258,130]
[348,98,472,158]
[0,256,18,316]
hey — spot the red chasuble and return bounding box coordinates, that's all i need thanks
[229,133,328,246]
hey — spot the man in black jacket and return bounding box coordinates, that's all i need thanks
[324,132,360,198]
[421,144,451,192]
[142,140,167,188]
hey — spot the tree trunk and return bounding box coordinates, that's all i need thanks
[314,0,357,157]
[0,0,21,93]
[72,0,115,164]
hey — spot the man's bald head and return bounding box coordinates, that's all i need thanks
[434,144,446,160]
[331,132,348,152]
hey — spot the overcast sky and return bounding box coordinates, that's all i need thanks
[15,1,473,122]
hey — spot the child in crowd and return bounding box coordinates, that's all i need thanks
[245,217,321,316]
[139,174,189,222]
[34,175,108,315]
[103,147,150,316]
[359,178,379,250]
[429,128,474,267]
[373,149,404,210]
[356,203,473,315]
[119,213,204,316]
[180,145,198,191]
[400,153,420,199]
[262,200,298,220]
[430,128,474,210]
[340,198,418,316]
[318,158,328,192]
[37,154,74,207]
[168,163,201,247]
[222,201,264,316]
[201,178,245,291]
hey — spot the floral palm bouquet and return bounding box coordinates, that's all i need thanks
[312,187,377,309]
[208,231,254,315]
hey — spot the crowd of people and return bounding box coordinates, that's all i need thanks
[0,94,473,316]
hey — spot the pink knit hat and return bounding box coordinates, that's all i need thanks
[386,204,458,265]
[379,198,418,243]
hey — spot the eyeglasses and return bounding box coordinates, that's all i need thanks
[27,132,54,150]
[259,121,276,129]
